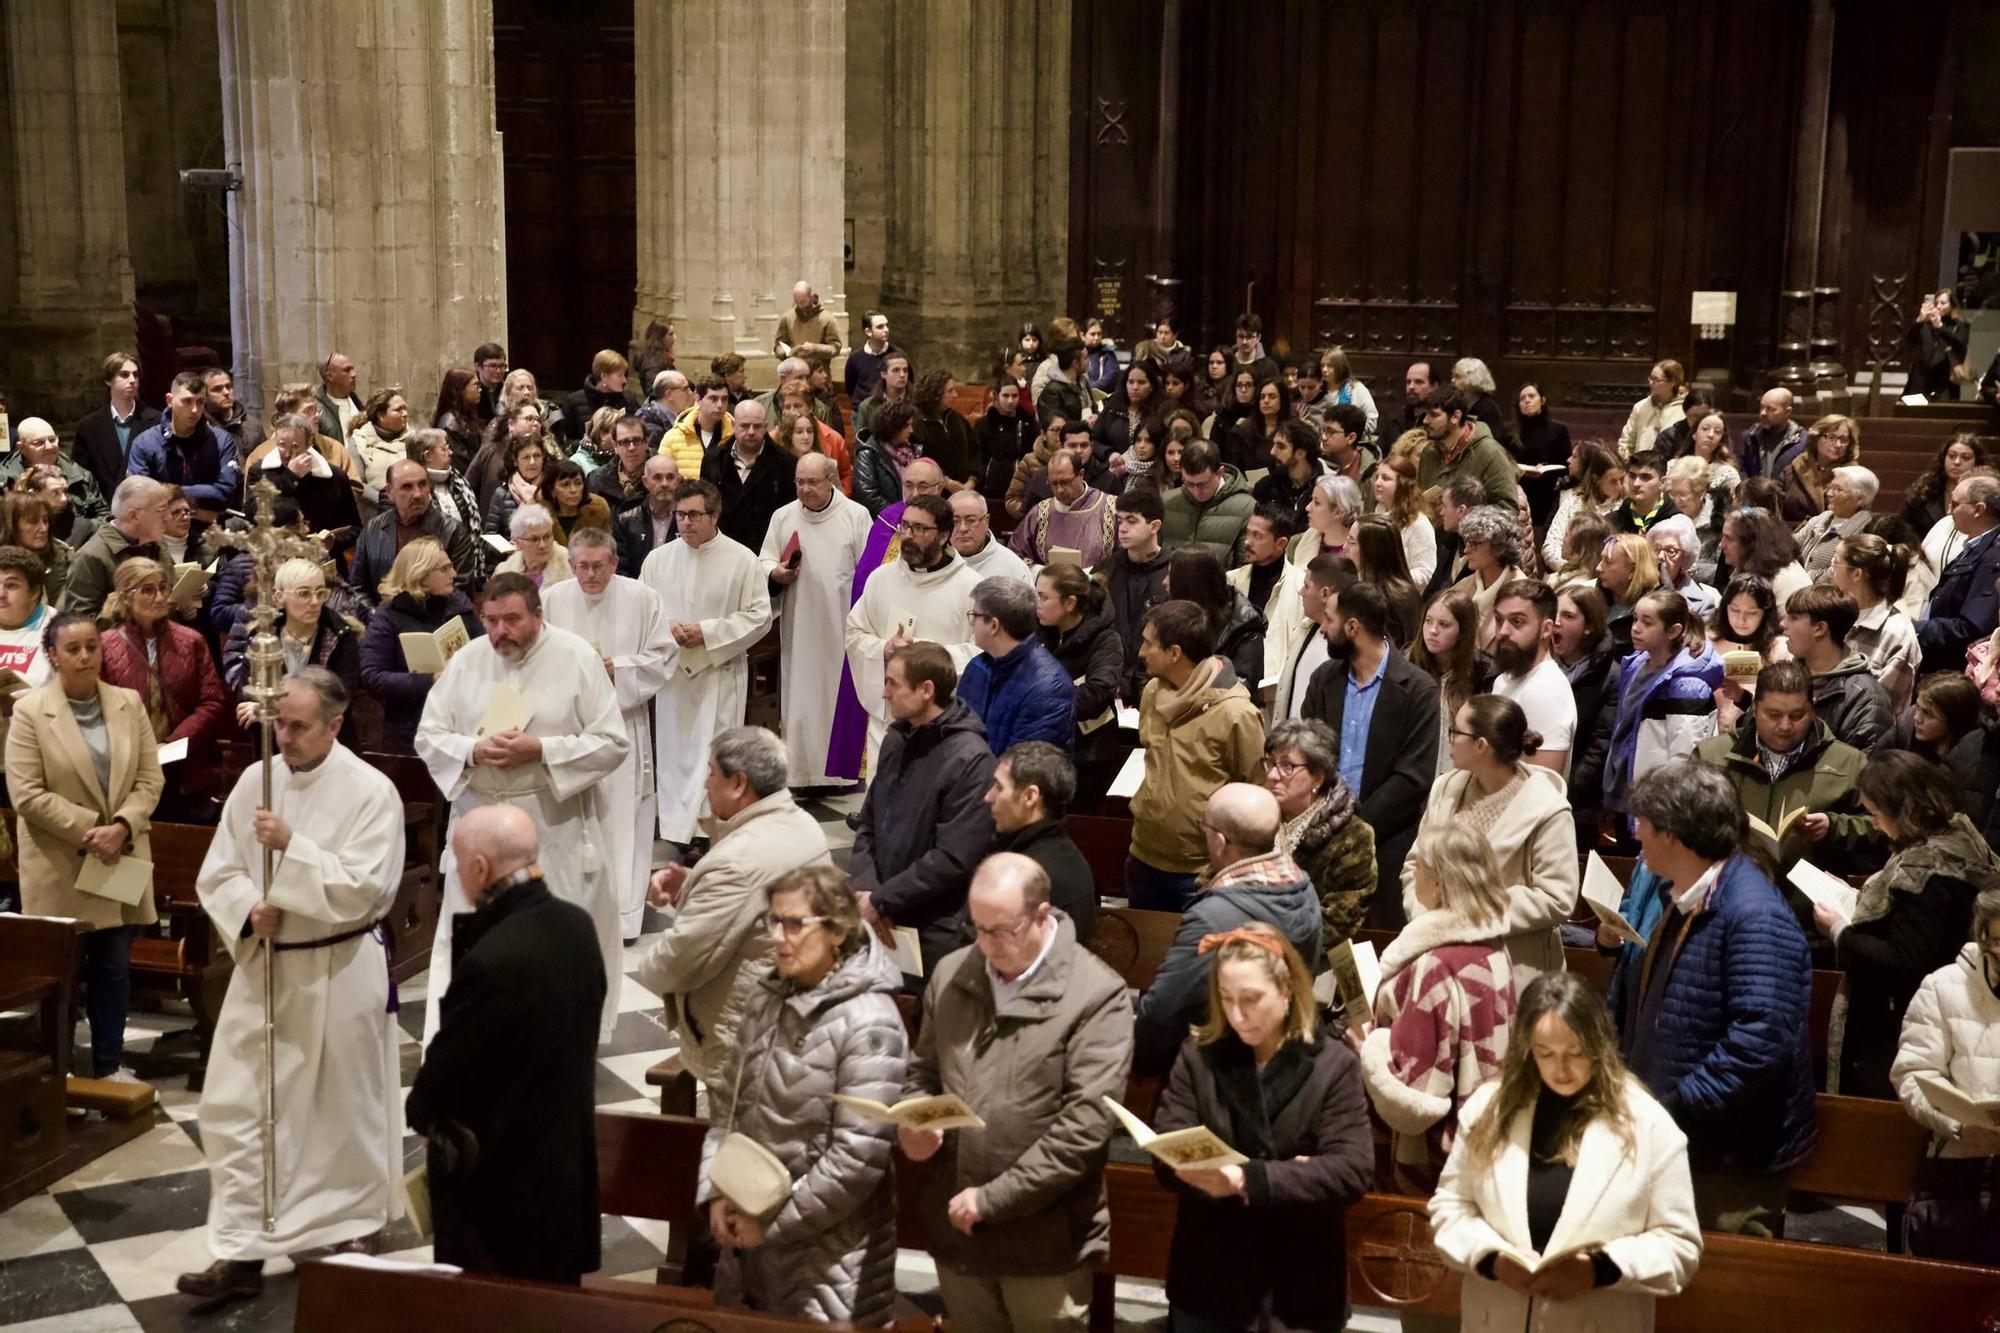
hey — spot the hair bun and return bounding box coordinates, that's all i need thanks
[1520,729,1542,756]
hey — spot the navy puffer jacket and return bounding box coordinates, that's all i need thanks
[956,637,1078,755]
[1613,853,1818,1173]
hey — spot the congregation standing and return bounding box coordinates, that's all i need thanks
[6,291,1999,1330]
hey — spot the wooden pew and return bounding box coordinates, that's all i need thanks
[0,913,84,1208]
[1084,905,1182,992]
[363,750,449,980]
[595,1111,2000,1332]
[296,1259,829,1332]
[127,820,229,1089]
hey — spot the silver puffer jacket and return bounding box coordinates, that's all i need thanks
[700,936,908,1325]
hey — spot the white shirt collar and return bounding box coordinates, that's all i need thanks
[1673,859,1725,914]
[987,920,1059,1001]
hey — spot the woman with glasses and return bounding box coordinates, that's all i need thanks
[222,557,361,733]
[1263,719,1377,951]
[1893,885,2000,1261]
[699,864,906,1325]
[98,557,229,821]
[493,503,570,589]
[1152,922,1373,1333]
[360,538,480,753]
[1404,693,1577,988]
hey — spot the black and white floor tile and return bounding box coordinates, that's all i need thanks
[0,791,1875,1330]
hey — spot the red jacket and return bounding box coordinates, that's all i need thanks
[100,620,230,789]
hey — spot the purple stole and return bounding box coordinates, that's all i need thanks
[824,501,906,780]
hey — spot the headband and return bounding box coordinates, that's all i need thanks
[1197,928,1285,960]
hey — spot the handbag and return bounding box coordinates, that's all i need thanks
[706,1028,793,1223]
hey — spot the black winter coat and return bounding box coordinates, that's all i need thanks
[973,406,1038,502]
[850,700,998,973]
[1038,603,1126,763]
[408,879,607,1284]
[1215,592,1268,691]
[1098,547,1171,704]
[1154,1030,1373,1332]
[993,818,1097,943]
[701,441,797,553]
[350,506,481,614]
[359,590,482,751]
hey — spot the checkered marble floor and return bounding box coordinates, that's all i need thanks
[0,790,1875,1330]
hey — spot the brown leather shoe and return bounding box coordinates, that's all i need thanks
[176,1259,264,1299]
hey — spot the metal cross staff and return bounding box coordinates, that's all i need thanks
[204,478,328,1232]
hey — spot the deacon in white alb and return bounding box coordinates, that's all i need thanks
[638,478,772,842]
[180,671,406,1301]
[843,491,982,774]
[415,571,629,1043]
[949,489,1033,583]
[758,453,871,787]
[544,528,674,941]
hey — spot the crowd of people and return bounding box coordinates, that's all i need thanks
[9,295,2000,1327]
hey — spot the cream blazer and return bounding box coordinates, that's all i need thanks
[5,679,163,928]
[1431,1078,1703,1333]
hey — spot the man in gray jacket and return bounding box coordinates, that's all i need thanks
[634,726,832,1085]
[899,853,1132,1333]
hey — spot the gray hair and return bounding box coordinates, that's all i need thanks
[284,666,349,722]
[1833,465,1879,506]
[1966,474,2000,514]
[797,451,839,482]
[110,475,167,520]
[652,369,689,398]
[1973,888,2000,943]
[972,576,1037,640]
[1647,513,1698,556]
[1265,718,1341,789]
[568,526,617,555]
[1312,473,1364,523]
[1627,759,1741,860]
[710,725,789,798]
[1453,357,1497,393]
[509,502,553,538]
[1457,504,1520,565]
[272,413,316,446]
[405,425,449,463]
[776,356,810,381]
[950,488,989,516]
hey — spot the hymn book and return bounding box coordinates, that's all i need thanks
[832,1093,985,1131]
[1745,805,1811,850]
[1102,1096,1248,1171]
[889,926,924,978]
[1325,939,1382,1031]
[399,618,470,675]
[1914,1071,2000,1130]
[75,854,151,906]
[472,685,534,740]
[1047,546,1083,567]
[1787,860,1859,921]
[170,562,212,604]
[1581,852,1646,947]
[482,533,515,557]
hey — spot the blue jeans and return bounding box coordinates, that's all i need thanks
[1124,856,1200,912]
[82,925,138,1077]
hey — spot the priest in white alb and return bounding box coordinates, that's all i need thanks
[638,478,772,842]
[415,570,629,1044]
[949,489,1033,583]
[543,527,673,943]
[758,453,870,787]
[177,670,406,1304]
[843,491,982,774]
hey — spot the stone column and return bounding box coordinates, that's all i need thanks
[0,0,136,421]
[632,0,847,383]
[878,0,1070,379]
[216,0,506,424]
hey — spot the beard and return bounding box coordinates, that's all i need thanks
[903,537,945,570]
[1491,638,1536,677]
[1321,623,1352,661]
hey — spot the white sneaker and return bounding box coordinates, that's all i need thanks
[103,1068,144,1085]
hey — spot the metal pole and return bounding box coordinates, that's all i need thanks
[259,692,276,1232]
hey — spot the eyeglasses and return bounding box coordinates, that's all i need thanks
[287,587,331,602]
[971,915,1035,942]
[1448,728,1479,740]
[897,521,938,536]
[756,911,829,939]
[673,508,712,522]
[1264,758,1306,778]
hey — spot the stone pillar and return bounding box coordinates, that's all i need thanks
[878,0,1070,380]
[633,0,847,383]
[0,0,136,421]
[216,0,506,424]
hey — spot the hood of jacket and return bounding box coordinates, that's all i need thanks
[1380,905,1511,978]
[890,696,988,751]
[1856,814,1997,926]
[1152,654,1250,729]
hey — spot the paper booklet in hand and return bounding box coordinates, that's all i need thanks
[1102,1096,1248,1171]
[1787,860,1858,921]
[400,618,470,675]
[472,684,534,740]
[170,562,211,603]
[1325,939,1381,1031]
[482,532,516,557]
[76,854,151,906]
[1488,1243,1594,1277]
[1914,1070,2000,1131]
[1106,747,1146,799]
[831,1093,985,1131]
[0,667,30,698]
[1746,804,1811,850]
[888,926,924,978]
[1582,852,1646,947]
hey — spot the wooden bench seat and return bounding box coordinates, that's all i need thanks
[0,913,82,1208]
